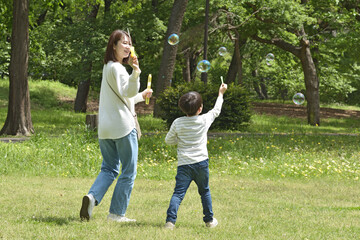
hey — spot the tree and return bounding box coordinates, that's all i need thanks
[201,0,210,84]
[239,1,321,125]
[1,0,33,136]
[225,30,247,85]
[252,31,320,126]
[74,1,100,113]
[153,0,188,117]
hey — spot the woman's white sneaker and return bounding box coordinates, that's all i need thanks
[80,194,95,221]
[107,213,136,222]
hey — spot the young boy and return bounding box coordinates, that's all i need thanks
[164,83,227,229]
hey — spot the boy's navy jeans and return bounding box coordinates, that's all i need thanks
[166,159,213,223]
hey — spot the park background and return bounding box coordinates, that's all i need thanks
[1,0,360,239]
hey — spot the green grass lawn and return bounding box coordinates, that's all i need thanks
[0,78,359,239]
[1,176,359,239]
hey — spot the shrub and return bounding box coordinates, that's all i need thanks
[157,81,251,130]
[346,90,360,106]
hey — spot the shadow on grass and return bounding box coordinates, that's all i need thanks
[32,216,78,225]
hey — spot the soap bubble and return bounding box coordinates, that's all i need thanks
[292,93,305,105]
[197,60,211,73]
[168,34,179,45]
[218,47,227,56]
[266,53,275,65]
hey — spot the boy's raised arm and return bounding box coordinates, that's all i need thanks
[218,83,227,96]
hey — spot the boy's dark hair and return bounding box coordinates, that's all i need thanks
[178,91,203,116]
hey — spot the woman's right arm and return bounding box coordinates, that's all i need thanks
[112,63,140,98]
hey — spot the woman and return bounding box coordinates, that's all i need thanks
[80,29,152,222]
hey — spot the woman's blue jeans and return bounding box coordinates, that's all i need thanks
[88,129,138,216]
[166,159,213,223]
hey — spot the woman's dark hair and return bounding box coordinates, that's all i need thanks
[178,91,203,116]
[104,29,132,64]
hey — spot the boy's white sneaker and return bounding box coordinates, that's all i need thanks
[205,217,218,228]
[164,221,175,230]
[107,213,136,222]
[80,194,95,221]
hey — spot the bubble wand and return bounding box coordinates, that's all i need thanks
[127,28,136,57]
[220,76,224,84]
[146,74,152,105]
[130,46,136,57]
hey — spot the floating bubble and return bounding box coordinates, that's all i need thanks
[266,53,275,65]
[197,60,211,73]
[292,93,305,105]
[218,47,227,56]
[167,33,179,45]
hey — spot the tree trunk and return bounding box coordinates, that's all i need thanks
[233,30,246,85]
[1,0,33,136]
[182,50,191,82]
[153,0,188,117]
[299,39,320,125]
[200,0,209,84]
[226,34,246,85]
[74,79,91,113]
[260,78,268,99]
[252,69,267,100]
[190,49,202,81]
[73,3,99,113]
[225,44,238,84]
[104,0,112,15]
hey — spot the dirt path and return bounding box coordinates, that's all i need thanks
[251,102,360,119]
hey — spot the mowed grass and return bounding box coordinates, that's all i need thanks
[0,78,359,239]
[0,176,359,239]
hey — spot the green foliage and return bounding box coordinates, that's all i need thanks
[24,0,174,92]
[157,81,251,130]
[242,41,306,101]
[137,114,167,133]
[0,0,11,76]
[1,0,360,107]
[347,90,360,106]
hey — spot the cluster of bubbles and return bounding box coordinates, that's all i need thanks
[195,46,227,73]
[167,33,229,73]
[292,93,305,105]
[264,52,305,105]
[167,34,306,107]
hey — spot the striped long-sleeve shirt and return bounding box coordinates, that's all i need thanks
[165,95,224,166]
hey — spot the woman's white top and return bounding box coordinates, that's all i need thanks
[98,61,143,139]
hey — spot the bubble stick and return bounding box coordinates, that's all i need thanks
[145,74,152,105]
[130,46,136,57]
